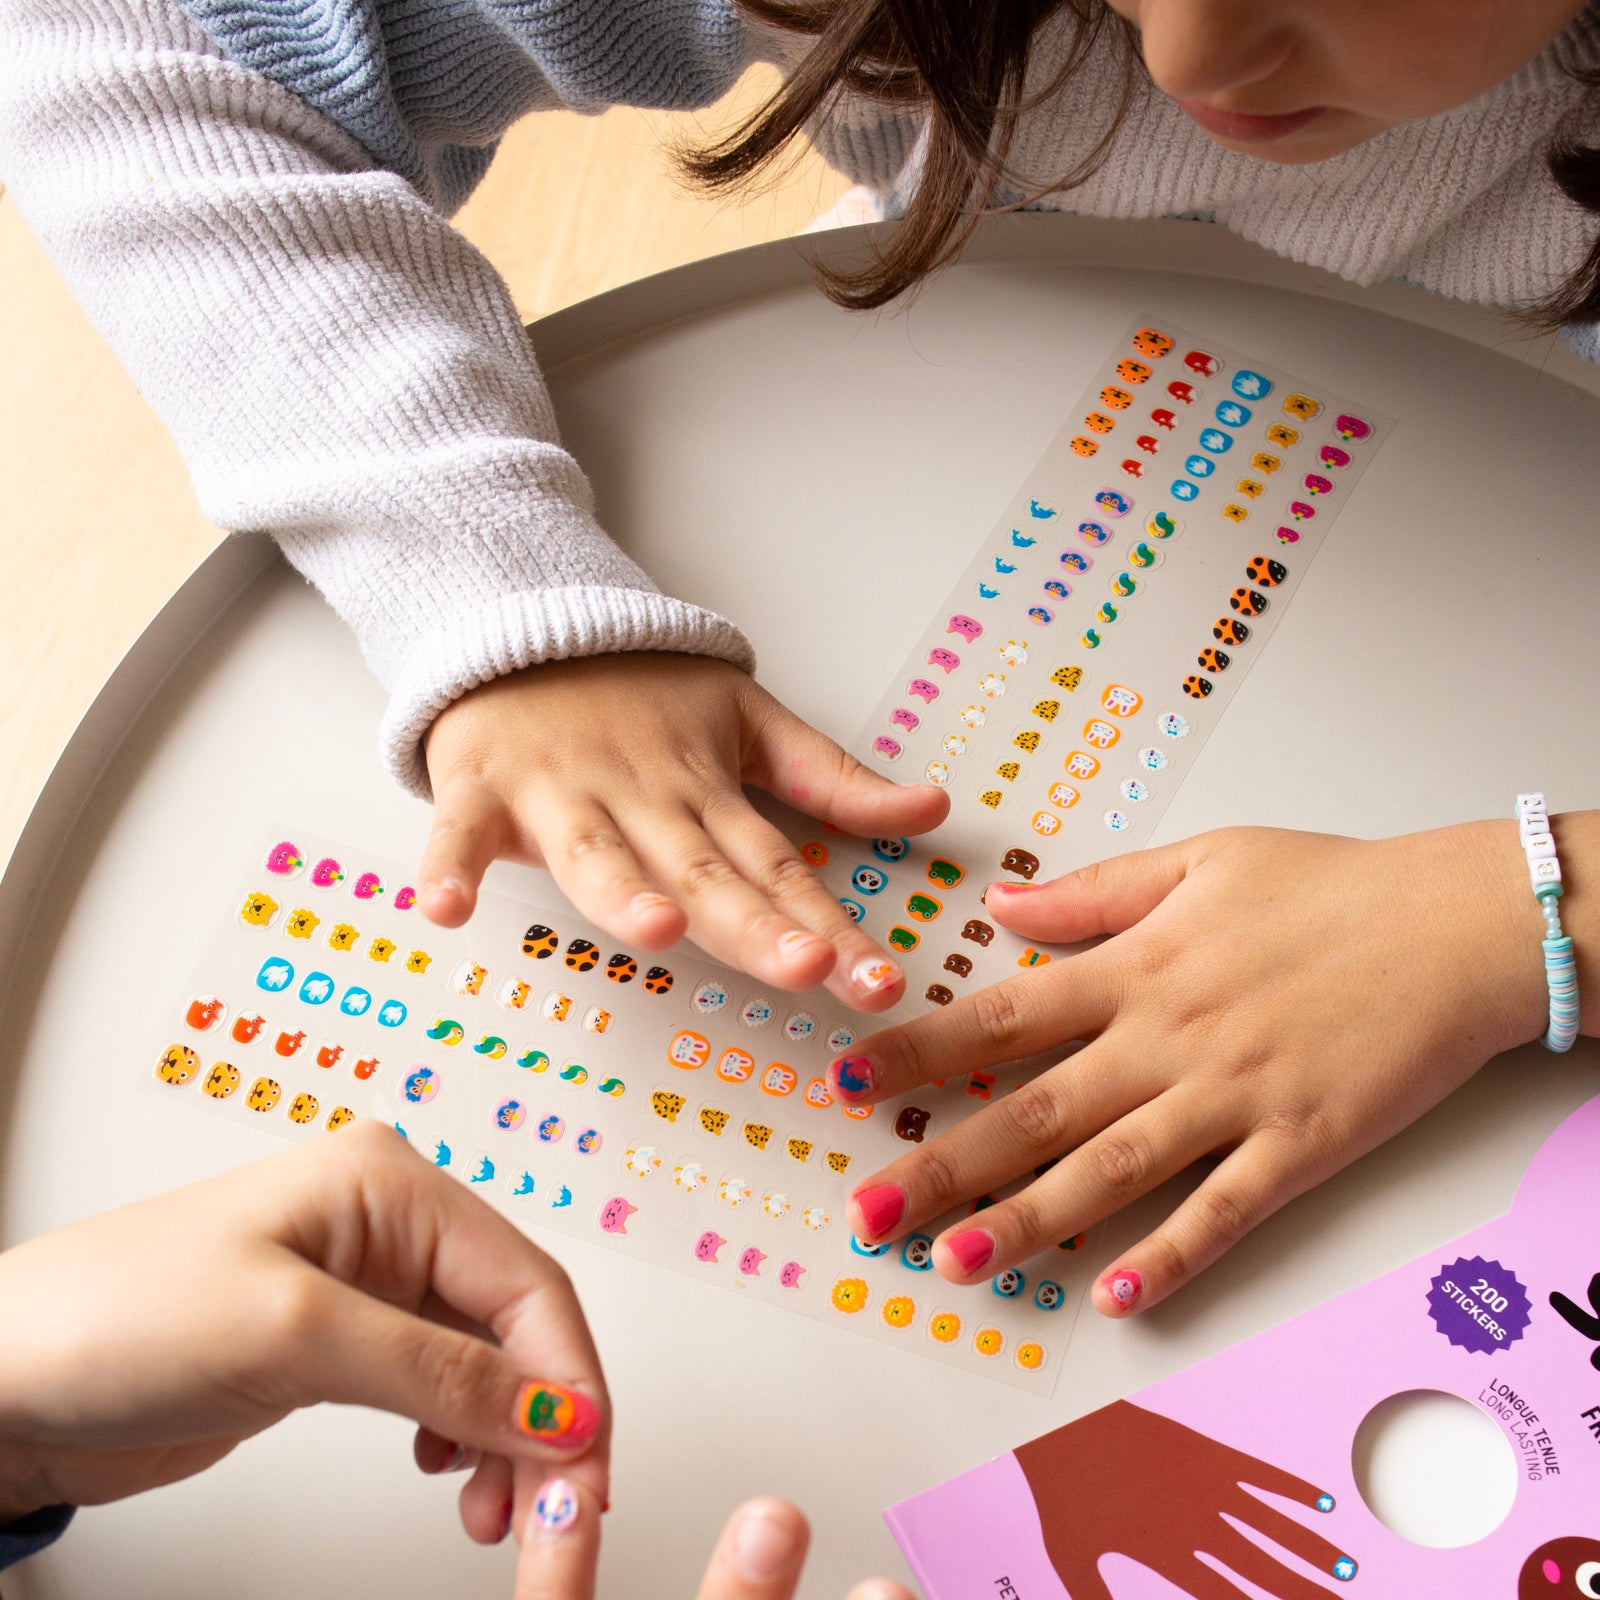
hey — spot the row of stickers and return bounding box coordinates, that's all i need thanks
[148,834,1095,1389]
[828,319,1383,1009]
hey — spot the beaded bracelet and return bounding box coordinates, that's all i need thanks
[1515,793,1579,1053]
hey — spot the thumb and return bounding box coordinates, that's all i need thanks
[741,689,949,839]
[987,840,1193,943]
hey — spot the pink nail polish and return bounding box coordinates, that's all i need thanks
[831,1055,875,1097]
[990,881,1041,893]
[852,1182,904,1238]
[1104,1269,1143,1310]
[852,956,902,993]
[945,1228,995,1276]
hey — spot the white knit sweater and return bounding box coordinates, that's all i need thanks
[3,0,1597,794]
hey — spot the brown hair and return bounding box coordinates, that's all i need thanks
[683,1,1600,334]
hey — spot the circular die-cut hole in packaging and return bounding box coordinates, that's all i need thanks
[1351,1389,1516,1549]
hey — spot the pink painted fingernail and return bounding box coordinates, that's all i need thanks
[945,1228,995,1275]
[1104,1269,1143,1311]
[989,881,1040,893]
[852,1182,904,1238]
[514,1382,599,1448]
[831,1055,876,1097]
[530,1478,580,1538]
[851,956,902,993]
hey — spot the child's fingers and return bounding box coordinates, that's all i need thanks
[460,1451,514,1544]
[693,1498,811,1600]
[513,1476,602,1600]
[418,783,507,927]
[629,810,840,991]
[698,797,907,1011]
[985,841,1194,943]
[1089,1135,1306,1317]
[828,957,1121,1105]
[741,693,950,841]
[523,789,690,950]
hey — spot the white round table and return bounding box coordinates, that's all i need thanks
[2,215,1597,1598]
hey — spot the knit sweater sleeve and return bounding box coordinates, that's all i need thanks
[0,0,756,798]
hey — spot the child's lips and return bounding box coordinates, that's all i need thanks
[1174,98,1323,144]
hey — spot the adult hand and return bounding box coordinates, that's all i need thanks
[0,1123,608,1596]
[420,654,948,1011]
[834,821,1552,1314]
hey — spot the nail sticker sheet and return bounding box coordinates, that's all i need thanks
[822,323,1385,1007]
[148,835,1095,1391]
[886,1095,1600,1598]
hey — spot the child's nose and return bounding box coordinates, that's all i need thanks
[1134,0,1299,104]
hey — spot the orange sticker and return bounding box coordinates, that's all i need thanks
[1030,811,1062,838]
[715,1047,755,1083]
[760,1064,798,1097]
[1083,719,1120,749]
[804,1075,834,1109]
[667,1030,711,1069]
[1101,684,1142,717]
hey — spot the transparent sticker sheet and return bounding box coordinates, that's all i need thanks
[150,836,1094,1391]
[827,321,1386,1004]
[145,323,1383,1393]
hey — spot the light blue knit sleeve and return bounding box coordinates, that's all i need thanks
[1562,320,1600,363]
[173,0,754,212]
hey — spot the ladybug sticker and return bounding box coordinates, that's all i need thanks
[1197,647,1230,673]
[564,939,599,972]
[1182,675,1213,699]
[605,954,638,983]
[643,965,674,994]
[1229,588,1268,616]
[521,924,558,959]
[1245,555,1287,586]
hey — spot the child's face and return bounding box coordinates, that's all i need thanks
[1103,0,1588,163]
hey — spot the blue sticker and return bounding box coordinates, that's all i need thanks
[850,1234,891,1258]
[339,986,372,1017]
[850,866,888,896]
[977,582,1000,599]
[1029,499,1058,519]
[993,556,1017,574]
[430,1138,452,1168]
[511,1171,536,1197]
[1034,1279,1065,1310]
[255,957,294,993]
[1198,428,1232,454]
[470,1155,495,1185]
[839,898,866,923]
[1171,480,1199,501]
[900,1234,935,1271]
[872,837,910,863]
[298,971,335,1005]
[1214,400,1250,428]
[1184,454,1216,478]
[992,1268,1027,1299]
[1232,369,1272,400]
[377,999,407,1028]
[1010,529,1036,547]
[550,1184,573,1210]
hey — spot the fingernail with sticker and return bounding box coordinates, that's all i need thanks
[530,1479,581,1538]
[514,1382,599,1448]
[852,1182,904,1238]
[851,957,902,993]
[945,1228,996,1276]
[831,1055,876,1097]
[1103,1269,1142,1311]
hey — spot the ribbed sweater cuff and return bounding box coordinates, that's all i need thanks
[380,585,758,798]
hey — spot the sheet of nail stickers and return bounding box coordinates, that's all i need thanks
[147,836,1095,1391]
[827,322,1386,1007]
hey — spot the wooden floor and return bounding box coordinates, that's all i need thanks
[0,69,847,864]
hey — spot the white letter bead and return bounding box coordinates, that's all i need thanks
[1531,856,1563,886]
[1523,831,1557,860]
[1517,792,1547,818]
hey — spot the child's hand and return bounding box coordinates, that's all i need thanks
[538,1492,915,1600]
[419,654,948,1010]
[836,822,1548,1314]
[0,1124,608,1594]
